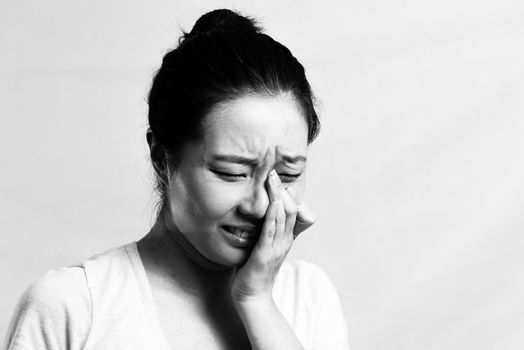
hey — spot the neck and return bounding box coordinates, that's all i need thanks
[137,207,236,301]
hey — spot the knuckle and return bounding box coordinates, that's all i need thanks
[257,253,271,266]
[286,204,298,216]
[276,212,285,226]
[276,202,285,218]
[282,240,293,253]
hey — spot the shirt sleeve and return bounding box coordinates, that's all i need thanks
[307,263,350,350]
[3,266,92,350]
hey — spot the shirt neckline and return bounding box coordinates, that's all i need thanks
[124,241,173,350]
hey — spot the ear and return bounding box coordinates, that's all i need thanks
[147,128,168,182]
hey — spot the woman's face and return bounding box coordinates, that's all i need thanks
[165,94,309,268]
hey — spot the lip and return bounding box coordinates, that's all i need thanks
[223,224,259,232]
[220,226,260,248]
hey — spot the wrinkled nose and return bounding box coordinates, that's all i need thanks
[237,183,270,220]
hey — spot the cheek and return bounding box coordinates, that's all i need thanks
[172,173,242,224]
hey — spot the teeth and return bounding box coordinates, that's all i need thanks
[241,231,256,238]
[229,227,256,238]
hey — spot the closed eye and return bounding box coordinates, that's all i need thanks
[211,169,247,182]
[278,173,302,183]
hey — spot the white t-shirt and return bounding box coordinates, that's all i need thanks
[4,242,349,350]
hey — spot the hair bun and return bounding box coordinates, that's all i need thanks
[186,9,261,38]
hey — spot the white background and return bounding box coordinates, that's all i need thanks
[1,1,524,348]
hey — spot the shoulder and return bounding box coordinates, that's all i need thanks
[5,265,92,349]
[23,265,90,310]
[4,243,139,350]
[275,260,345,314]
[17,243,131,316]
[276,260,338,298]
[274,260,350,349]
[80,242,143,301]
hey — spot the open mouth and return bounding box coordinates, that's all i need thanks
[222,225,260,245]
[222,225,259,239]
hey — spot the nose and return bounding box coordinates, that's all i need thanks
[237,181,270,220]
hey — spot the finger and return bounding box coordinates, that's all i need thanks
[266,170,281,202]
[265,170,286,245]
[274,198,286,246]
[257,200,278,248]
[280,185,298,243]
[285,186,301,205]
[284,187,316,238]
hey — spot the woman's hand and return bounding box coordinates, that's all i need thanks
[231,169,316,303]
[231,169,313,350]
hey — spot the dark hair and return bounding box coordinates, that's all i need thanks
[147,9,320,209]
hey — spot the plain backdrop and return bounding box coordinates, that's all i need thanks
[1,0,524,349]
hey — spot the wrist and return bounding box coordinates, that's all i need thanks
[233,294,305,350]
[233,293,275,313]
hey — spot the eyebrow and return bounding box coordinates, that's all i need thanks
[210,155,259,166]
[210,154,307,165]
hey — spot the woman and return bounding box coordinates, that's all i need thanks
[4,9,349,350]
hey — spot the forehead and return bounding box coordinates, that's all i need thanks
[201,95,309,159]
